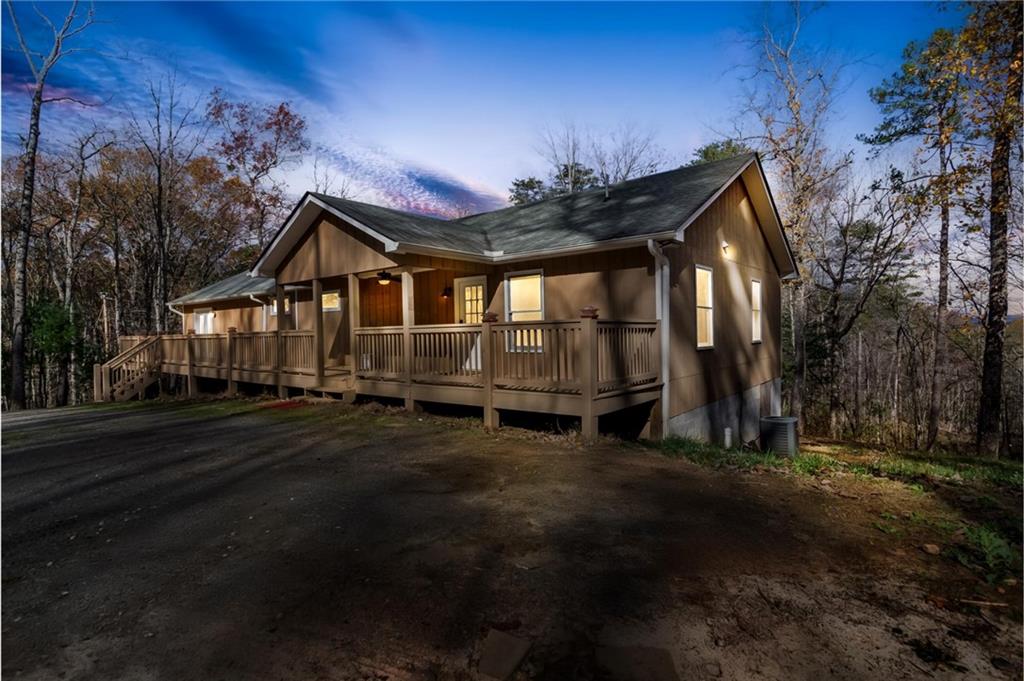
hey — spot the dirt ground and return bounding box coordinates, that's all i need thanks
[2,399,1021,680]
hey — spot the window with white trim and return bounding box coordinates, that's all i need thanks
[322,291,341,311]
[505,271,544,351]
[194,308,214,335]
[751,279,762,344]
[695,266,713,348]
[506,272,543,322]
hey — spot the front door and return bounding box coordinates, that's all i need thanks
[454,276,486,372]
[454,276,487,324]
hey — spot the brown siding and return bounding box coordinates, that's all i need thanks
[359,277,403,327]
[277,214,399,284]
[487,247,656,320]
[183,299,267,334]
[666,178,782,417]
[414,270,456,325]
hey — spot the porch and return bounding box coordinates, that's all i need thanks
[97,314,662,440]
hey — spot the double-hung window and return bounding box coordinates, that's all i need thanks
[505,271,544,351]
[695,266,714,348]
[751,280,763,344]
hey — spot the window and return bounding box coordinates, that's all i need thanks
[695,266,713,348]
[269,296,291,316]
[505,271,544,351]
[751,280,762,344]
[506,271,543,321]
[194,308,214,335]
[322,291,341,312]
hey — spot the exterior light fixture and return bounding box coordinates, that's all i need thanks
[377,271,393,286]
[441,286,453,299]
[721,240,730,253]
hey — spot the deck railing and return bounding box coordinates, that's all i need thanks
[106,315,661,439]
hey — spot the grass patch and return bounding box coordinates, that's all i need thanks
[949,524,1017,583]
[657,437,843,477]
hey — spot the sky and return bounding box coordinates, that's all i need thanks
[1,1,961,217]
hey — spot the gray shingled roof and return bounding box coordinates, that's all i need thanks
[306,153,756,257]
[170,272,276,305]
[457,153,756,254]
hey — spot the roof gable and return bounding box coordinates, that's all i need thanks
[251,153,796,278]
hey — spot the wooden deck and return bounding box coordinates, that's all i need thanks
[98,318,662,440]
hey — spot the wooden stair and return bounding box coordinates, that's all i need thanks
[94,337,161,402]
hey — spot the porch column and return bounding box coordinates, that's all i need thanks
[312,278,325,384]
[402,271,416,411]
[346,274,360,403]
[275,286,287,331]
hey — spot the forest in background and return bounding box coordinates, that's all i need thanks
[2,1,1021,457]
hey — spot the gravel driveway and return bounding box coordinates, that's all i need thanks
[2,399,1019,680]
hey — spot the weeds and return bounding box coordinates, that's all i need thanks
[950,525,1017,583]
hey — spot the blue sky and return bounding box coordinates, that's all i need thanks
[2,1,960,216]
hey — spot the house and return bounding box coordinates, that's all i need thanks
[103,153,796,443]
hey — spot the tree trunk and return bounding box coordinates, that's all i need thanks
[10,86,44,410]
[791,283,807,432]
[976,133,1012,456]
[926,147,951,451]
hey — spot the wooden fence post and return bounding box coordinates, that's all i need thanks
[481,312,498,430]
[275,329,286,399]
[93,363,103,402]
[186,330,197,396]
[579,307,600,442]
[226,327,237,396]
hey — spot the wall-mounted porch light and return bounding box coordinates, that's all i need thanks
[441,286,453,300]
[721,240,730,254]
[377,271,393,286]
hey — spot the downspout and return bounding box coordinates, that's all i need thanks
[167,303,186,333]
[249,294,268,331]
[647,239,671,439]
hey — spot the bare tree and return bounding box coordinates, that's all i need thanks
[312,151,354,198]
[737,1,853,430]
[537,122,596,194]
[589,123,665,191]
[126,73,207,333]
[5,0,95,410]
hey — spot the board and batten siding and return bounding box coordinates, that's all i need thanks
[666,177,782,419]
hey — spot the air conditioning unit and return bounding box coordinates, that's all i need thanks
[760,416,799,457]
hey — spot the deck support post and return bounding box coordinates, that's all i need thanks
[401,271,415,412]
[186,330,197,396]
[312,278,325,386]
[226,327,237,396]
[274,328,286,399]
[579,307,600,443]
[481,312,498,429]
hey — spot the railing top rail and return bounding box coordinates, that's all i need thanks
[234,330,277,337]
[280,330,314,336]
[354,326,404,334]
[104,335,158,367]
[596,319,659,327]
[490,320,582,329]
[411,323,483,331]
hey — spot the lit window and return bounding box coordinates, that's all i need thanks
[751,280,762,344]
[269,297,291,316]
[506,271,544,351]
[322,291,341,311]
[194,309,214,334]
[506,272,543,321]
[696,266,713,348]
